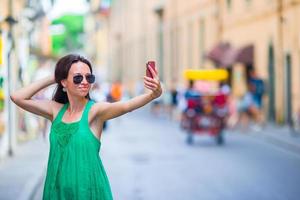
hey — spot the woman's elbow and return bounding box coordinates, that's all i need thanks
[10,93,17,103]
[10,93,22,104]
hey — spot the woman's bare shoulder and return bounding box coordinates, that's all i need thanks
[91,101,110,112]
[87,101,109,122]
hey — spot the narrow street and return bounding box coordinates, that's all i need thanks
[32,107,300,200]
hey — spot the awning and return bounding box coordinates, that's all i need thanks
[219,47,239,67]
[206,43,254,67]
[235,45,254,65]
[206,42,231,66]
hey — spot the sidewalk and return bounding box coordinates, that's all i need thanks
[244,123,300,154]
[0,135,48,200]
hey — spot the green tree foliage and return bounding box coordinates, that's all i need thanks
[51,14,84,55]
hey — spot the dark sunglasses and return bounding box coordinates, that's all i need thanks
[73,74,95,84]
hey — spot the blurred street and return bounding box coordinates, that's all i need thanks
[21,107,300,200]
[0,136,48,200]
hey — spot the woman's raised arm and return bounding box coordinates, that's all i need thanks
[10,75,56,121]
[96,65,162,121]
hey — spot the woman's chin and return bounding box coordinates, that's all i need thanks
[75,91,89,97]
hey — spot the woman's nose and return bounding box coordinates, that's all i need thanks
[81,77,89,85]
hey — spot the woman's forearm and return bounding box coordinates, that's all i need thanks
[125,74,162,112]
[126,92,154,112]
[10,76,55,101]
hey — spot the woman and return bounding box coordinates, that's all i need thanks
[10,54,162,200]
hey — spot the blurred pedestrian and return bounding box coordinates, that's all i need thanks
[248,70,265,126]
[170,85,179,120]
[90,82,109,131]
[249,70,265,110]
[237,82,262,130]
[237,86,254,128]
[10,54,162,200]
[184,80,201,113]
[110,81,122,102]
[171,86,178,108]
[90,82,106,103]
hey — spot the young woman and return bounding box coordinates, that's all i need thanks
[10,54,162,200]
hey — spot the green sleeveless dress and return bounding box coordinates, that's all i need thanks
[43,100,113,200]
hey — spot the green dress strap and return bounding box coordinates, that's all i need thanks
[81,100,95,125]
[79,100,101,146]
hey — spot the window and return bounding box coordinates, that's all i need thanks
[227,0,232,11]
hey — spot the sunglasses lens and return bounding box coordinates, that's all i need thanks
[73,75,83,84]
[86,74,95,84]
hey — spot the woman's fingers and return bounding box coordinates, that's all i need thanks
[144,78,158,89]
[143,73,162,98]
[144,81,156,89]
[144,76,154,83]
[145,85,155,91]
[143,77,156,86]
[144,81,159,89]
[147,64,158,80]
[144,76,159,85]
[144,83,155,89]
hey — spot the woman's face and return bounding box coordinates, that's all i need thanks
[62,61,93,98]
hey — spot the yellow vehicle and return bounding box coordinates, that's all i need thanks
[181,69,229,145]
[184,69,229,81]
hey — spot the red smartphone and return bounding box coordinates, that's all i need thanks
[146,61,156,78]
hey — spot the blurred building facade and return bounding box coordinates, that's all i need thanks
[108,0,162,94]
[0,0,27,159]
[0,0,53,159]
[107,0,300,125]
[218,0,300,125]
[85,0,111,83]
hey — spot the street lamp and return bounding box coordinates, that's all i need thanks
[4,14,17,157]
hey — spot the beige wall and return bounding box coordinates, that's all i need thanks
[85,0,110,81]
[108,0,300,123]
[0,0,53,158]
[165,0,300,122]
[220,0,300,122]
[163,0,219,88]
[0,0,9,28]
[282,2,300,122]
[108,0,161,94]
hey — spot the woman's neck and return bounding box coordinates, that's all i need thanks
[67,98,88,113]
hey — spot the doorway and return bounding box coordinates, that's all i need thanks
[268,44,276,122]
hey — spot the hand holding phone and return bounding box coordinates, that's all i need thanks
[144,60,162,99]
[146,61,156,79]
